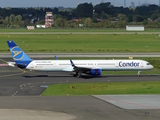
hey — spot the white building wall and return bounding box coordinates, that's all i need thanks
[36,25,46,28]
[126,26,144,31]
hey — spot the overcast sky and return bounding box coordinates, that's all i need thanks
[0,0,159,8]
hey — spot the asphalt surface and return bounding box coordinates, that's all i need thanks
[1,70,160,96]
[0,109,75,120]
[0,58,160,120]
[94,95,160,110]
[1,96,160,120]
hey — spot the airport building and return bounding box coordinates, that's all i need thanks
[45,12,54,27]
[126,25,144,31]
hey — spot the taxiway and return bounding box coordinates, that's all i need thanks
[0,60,160,120]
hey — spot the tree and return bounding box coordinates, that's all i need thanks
[52,7,58,14]
[0,8,5,17]
[93,20,109,28]
[118,14,128,21]
[3,16,9,25]
[94,2,111,15]
[0,19,3,24]
[133,15,143,22]
[9,14,15,24]
[56,18,67,27]
[101,11,107,19]
[116,20,126,28]
[127,14,133,22]
[151,13,158,21]
[143,19,148,25]
[84,18,93,27]
[146,21,158,28]
[36,20,45,25]
[76,3,93,18]
[14,15,22,25]
[23,19,30,27]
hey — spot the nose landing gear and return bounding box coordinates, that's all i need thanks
[137,70,141,77]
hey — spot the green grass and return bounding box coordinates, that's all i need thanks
[102,70,159,75]
[1,34,160,52]
[42,81,160,96]
[0,28,127,32]
[0,28,160,32]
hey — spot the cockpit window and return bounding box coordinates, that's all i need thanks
[147,63,150,65]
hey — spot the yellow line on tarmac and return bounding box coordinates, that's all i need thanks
[0,58,39,77]
[0,68,27,78]
[0,72,25,78]
[18,68,25,73]
[0,71,20,72]
[0,58,8,64]
[0,58,37,77]
[0,58,26,73]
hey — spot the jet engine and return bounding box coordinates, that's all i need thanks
[90,69,101,75]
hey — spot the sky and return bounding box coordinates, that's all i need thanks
[0,0,159,8]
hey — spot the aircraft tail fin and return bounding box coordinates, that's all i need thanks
[7,40,32,68]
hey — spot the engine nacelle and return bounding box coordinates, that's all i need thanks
[90,69,101,75]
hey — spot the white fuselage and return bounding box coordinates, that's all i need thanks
[26,60,153,72]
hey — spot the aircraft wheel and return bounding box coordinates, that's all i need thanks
[73,74,77,77]
[77,73,81,78]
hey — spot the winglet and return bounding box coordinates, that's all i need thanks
[70,59,75,67]
[55,56,58,60]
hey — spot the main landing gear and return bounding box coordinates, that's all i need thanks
[73,72,82,78]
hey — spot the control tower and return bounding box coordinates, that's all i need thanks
[45,12,54,27]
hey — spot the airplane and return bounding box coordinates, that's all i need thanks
[7,40,154,78]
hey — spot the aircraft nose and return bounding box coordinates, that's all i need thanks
[151,65,154,69]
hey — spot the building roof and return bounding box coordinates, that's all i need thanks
[126,25,144,27]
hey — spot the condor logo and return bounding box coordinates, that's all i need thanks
[11,46,24,60]
[119,61,140,67]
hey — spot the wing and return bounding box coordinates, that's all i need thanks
[70,59,100,73]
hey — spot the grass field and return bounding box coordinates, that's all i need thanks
[1,34,160,52]
[42,81,160,96]
[102,70,159,75]
[0,28,127,32]
[0,28,160,32]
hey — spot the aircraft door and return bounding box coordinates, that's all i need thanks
[29,63,34,69]
[140,62,144,67]
[116,62,119,67]
[53,62,57,68]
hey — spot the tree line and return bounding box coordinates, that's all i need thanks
[0,2,160,28]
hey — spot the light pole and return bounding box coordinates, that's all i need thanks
[93,9,95,18]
